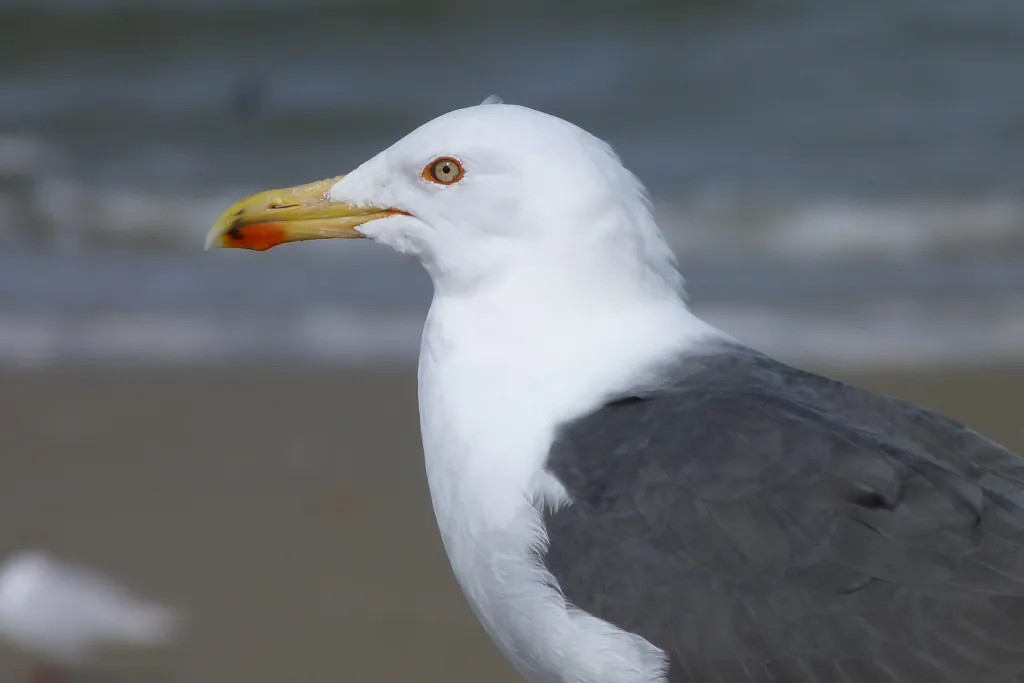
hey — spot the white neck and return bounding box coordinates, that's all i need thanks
[419,277,714,513]
[415,270,721,682]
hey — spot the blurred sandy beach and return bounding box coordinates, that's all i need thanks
[0,360,1020,682]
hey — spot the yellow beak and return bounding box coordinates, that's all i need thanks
[205,175,401,251]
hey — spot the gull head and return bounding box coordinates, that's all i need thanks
[207,100,684,301]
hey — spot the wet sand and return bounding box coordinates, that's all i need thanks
[0,361,1022,682]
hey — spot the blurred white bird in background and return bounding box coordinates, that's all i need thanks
[0,550,180,683]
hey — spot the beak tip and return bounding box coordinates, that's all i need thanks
[204,222,230,251]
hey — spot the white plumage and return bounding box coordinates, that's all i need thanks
[207,100,721,683]
[325,102,719,682]
[0,550,178,671]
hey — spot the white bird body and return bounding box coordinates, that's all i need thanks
[0,550,178,667]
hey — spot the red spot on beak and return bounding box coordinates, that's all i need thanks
[222,222,289,251]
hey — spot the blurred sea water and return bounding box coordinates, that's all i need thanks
[0,0,1022,367]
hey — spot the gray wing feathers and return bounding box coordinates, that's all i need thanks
[542,347,1024,683]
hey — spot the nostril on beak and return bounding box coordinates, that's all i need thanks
[268,202,299,210]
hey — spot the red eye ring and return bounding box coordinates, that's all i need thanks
[423,157,464,185]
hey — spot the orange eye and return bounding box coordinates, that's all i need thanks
[424,157,464,185]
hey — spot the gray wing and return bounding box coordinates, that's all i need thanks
[542,346,1024,683]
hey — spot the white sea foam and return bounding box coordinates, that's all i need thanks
[0,298,1021,370]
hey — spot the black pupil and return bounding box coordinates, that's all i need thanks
[441,164,450,175]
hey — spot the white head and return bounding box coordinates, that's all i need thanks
[208,100,685,305]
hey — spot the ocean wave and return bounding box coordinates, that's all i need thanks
[2,134,1023,259]
[654,195,1024,259]
[2,300,1021,370]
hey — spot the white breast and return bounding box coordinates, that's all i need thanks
[415,291,717,683]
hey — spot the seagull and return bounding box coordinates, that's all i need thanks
[0,550,179,683]
[206,99,1024,683]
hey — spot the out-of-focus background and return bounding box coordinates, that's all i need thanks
[0,1,1021,681]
